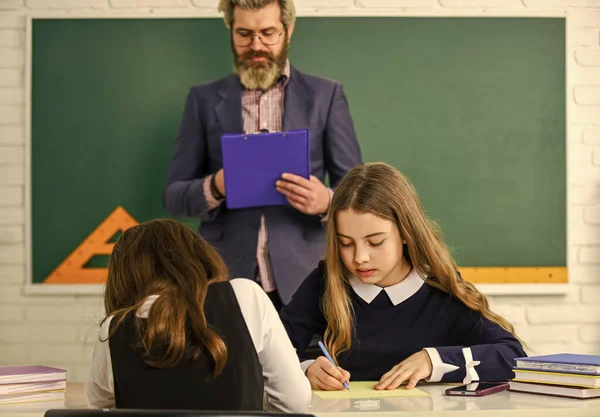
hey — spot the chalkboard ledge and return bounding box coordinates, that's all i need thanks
[22,283,571,296]
[474,284,570,295]
[23,284,104,296]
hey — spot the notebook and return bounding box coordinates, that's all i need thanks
[221,129,311,209]
[0,380,66,396]
[0,390,66,405]
[0,366,66,385]
[513,369,600,388]
[312,381,429,399]
[515,354,600,375]
[509,380,600,399]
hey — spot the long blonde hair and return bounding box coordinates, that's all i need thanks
[103,219,229,378]
[323,162,517,363]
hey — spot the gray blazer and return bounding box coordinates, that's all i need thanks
[164,65,362,304]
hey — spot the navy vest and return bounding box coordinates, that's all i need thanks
[108,281,263,410]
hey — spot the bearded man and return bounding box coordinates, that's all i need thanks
[164,0,362,311]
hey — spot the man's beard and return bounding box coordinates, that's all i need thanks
[233,35,288,90]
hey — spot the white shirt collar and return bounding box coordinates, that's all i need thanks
[136,294,159,318]
[349,268,425,306]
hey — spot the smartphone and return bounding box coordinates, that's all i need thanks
[445,382,509,397]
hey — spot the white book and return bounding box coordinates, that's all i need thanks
[0,390,66,405]
[513,369,600,388]
[0,399,66,412]
[0,380,66,396]
[509,381,600,399]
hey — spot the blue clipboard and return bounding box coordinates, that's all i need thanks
[220,129,311,209]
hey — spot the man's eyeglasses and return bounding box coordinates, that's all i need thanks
[232,28,285,47]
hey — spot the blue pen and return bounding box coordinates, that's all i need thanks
[318,341,350,390]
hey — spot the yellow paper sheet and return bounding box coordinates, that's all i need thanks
[313,381,430,399]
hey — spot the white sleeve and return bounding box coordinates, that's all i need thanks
[85,316,115,408]
[424,347,459,383]
[230,279,311,414]
[301,360,315,374]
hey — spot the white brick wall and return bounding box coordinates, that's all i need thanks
[570,28,600,47]
[0,126,24,145]
[0,186,22,206]
[439,0,523,8]
[0,146,23,164]
[0,0,598,383]
[0,105,23,124]
[0,69,21,85]
[0,49,24,68]
[580,246,600,264]
[0,29,21,47]
[575,86,600,106]
[0,87,24,105]
[109,0,193,7]
[357,0,438,8]
[25,0,109,9]
[0,165,24,185]
[575,48,600,66]
[0,16,25,28]
[0,1,24,10]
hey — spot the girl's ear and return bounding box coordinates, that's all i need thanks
[399,224,410,245]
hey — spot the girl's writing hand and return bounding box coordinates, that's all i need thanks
[306,356,351,391]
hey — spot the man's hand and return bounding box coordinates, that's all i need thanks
[276,173,330,215]
[214,169,226,196]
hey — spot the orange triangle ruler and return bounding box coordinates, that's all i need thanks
[43,206,138,284]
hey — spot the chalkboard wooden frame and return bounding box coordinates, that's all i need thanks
[23,14,569,295]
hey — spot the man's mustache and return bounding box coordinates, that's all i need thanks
[240,50,275,61]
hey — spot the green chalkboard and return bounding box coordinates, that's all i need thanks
[31,17,566,284]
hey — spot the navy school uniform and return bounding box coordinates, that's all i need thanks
[280,261,527,383]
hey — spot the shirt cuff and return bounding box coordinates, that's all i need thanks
[424,347,459,383]
[203,174,224,211]
[461,347,481,384]
[300,359,315,375]
[320,188,335,221]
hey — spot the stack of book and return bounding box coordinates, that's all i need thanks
[509,354,600,399]
[0,365,67,406]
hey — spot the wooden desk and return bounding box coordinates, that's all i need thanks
[2,383,600,417]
